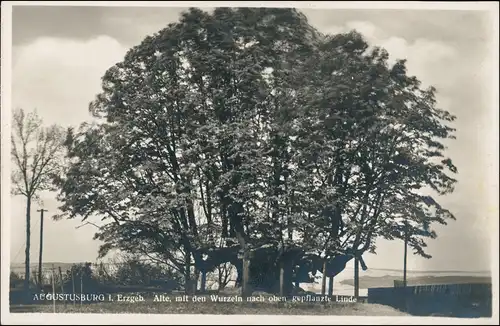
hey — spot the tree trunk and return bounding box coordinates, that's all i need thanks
[282,257,294,297]
[321,259,327,296]
[403,221,408,287]
[192,268,199,294]
[279,261,284,297]
[192,252,204,294]
[218,266,223,292]
[200,270,207,293]
[354,255,359,299]
[24,196,32,302]
[235,264,242,288]
[38,209,45,289]
[235,228,251,299]
[328,276,334,296]
[184,248,191,295]
[242,252,251,299]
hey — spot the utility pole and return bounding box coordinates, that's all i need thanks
[402,220,410,313]
[37,208,48,287]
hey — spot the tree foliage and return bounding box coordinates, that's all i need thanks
[54,7,458,295]
[11,108,66,198]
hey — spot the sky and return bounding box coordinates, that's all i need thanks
[6,3,498,273]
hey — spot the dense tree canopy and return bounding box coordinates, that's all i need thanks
[54,7,457,296]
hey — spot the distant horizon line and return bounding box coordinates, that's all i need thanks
[9,261,492,274]
[343,267,492,274]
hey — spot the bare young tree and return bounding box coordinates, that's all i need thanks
[11,108,66,299]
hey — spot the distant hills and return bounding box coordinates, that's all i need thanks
[340,275,492,288]
[364,268,492,275]
[10,262,81,274]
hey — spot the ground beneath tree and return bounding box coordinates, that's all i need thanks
[10,301,409,316]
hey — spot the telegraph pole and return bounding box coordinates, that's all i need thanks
[402,220,410,312]
[37,208,48,287]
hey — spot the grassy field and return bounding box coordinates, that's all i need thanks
[10,300,409,316]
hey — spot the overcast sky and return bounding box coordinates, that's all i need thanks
[7,3,498,273]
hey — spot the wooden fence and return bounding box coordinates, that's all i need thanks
[368,283,492,317]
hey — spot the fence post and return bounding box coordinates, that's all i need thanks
[51,265,56,313]
[58,267,65,307]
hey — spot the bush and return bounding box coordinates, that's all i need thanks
[113,256,183,287]
[62,262,100,293]
[10,271,23,288]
